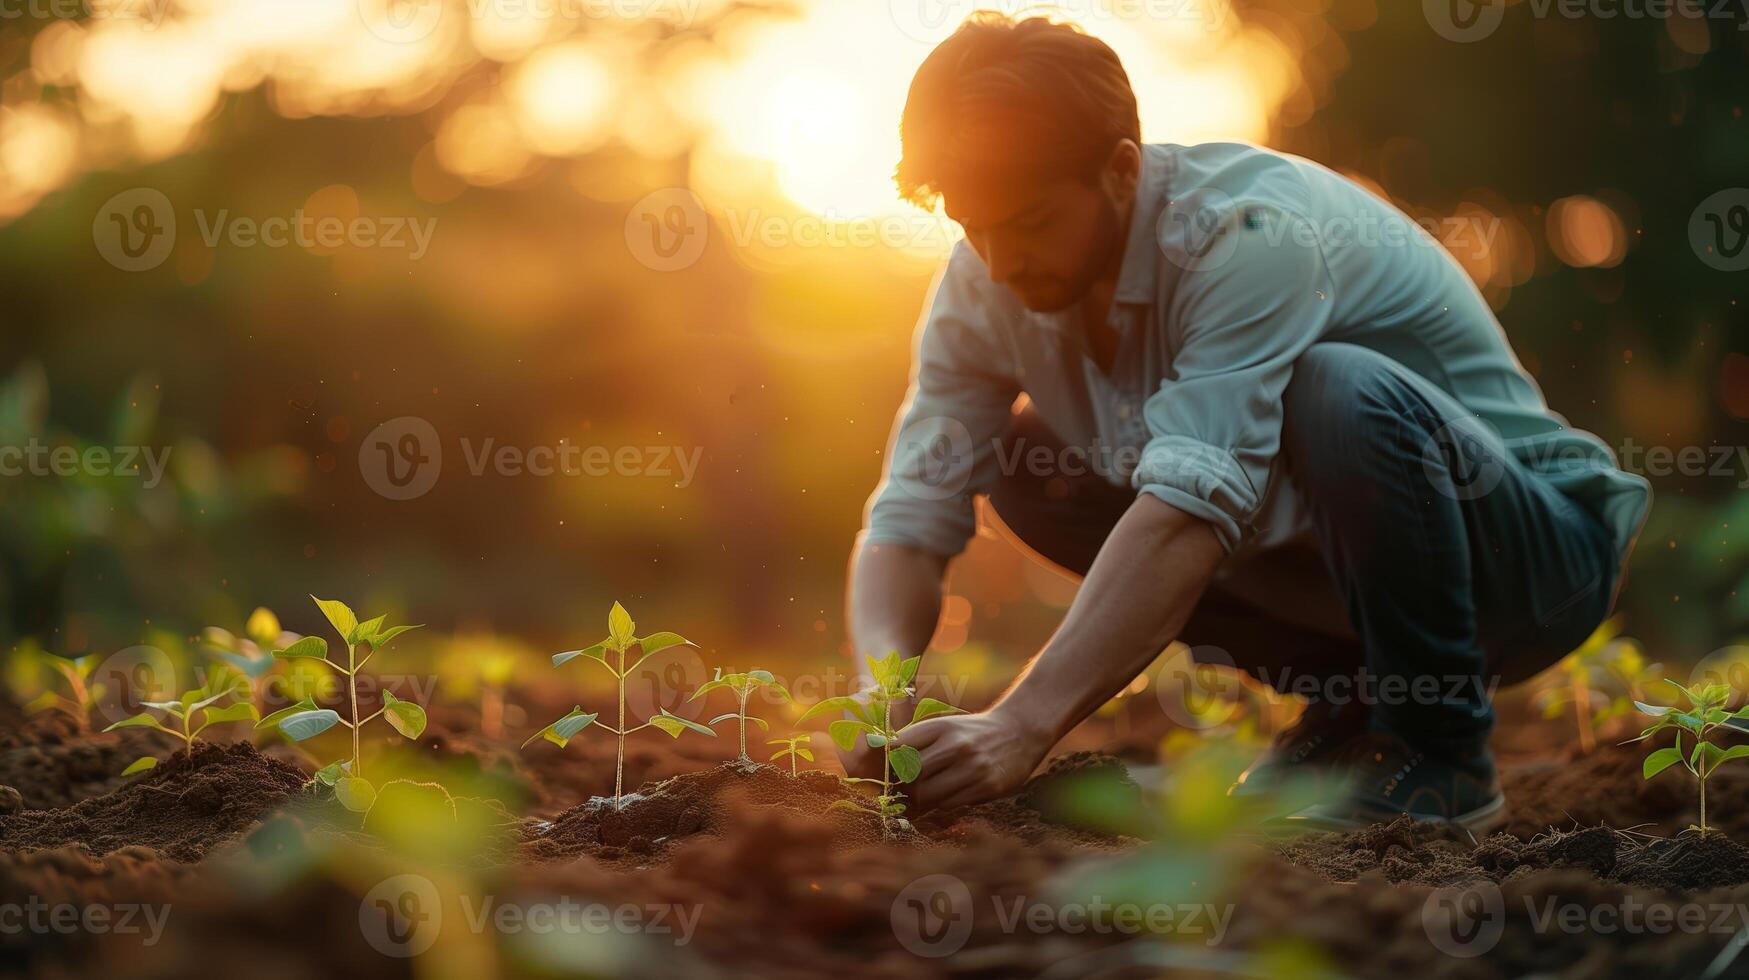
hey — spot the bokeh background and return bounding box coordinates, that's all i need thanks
[1,0,1746,700]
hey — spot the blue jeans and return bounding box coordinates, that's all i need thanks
[987,343,1621,757]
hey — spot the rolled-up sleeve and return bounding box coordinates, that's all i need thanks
[864,247,1020,557]
[1134,202,1335,551]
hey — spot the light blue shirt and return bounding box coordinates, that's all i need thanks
[865,141,1650,567]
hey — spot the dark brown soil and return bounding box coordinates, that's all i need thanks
[0,741,308,861]
[0,707,163,809]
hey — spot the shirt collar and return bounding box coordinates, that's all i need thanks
[1112,143,1173,306]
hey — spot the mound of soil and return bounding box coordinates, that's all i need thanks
[1500,738,1749,838]
[0,708,163,809]
[1278,815,1749,894]
[0,742,308,862]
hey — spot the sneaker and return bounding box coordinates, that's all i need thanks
[1228,699,1370,799]
[1271,732,1506,833]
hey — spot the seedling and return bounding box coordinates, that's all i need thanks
[1539,618,1658,753]
[522,602,715,799]
[20,652,105,729]
[690,668,792,763]
[767,733,815,776]
[105,673,259,774]
[798,651,963,832]
[254,596,426,813]
[1633,680,1749,836]
[200,606,292,712]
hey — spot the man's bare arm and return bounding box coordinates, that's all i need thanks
[900,494,1225,810]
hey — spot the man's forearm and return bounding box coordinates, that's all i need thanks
[991,494,1225,744]
[847,534,949,662]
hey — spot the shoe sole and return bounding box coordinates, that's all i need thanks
[1265,794,1507,837]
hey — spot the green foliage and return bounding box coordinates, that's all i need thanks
[797,650,963,831]
[767,732,814,777]
[1633,680,1749,836]
[690,667,791,762]
[1537,618,1661,753]
[199,606,292,683]
[523,602,714,799]
[105,669,258,774]
[20,651,105,728]
[254,596,425,813]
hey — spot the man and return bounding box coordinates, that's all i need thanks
[843,13,1650,832]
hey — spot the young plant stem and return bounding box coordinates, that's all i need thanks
[349,642,362,780]
[789,751,797,777]
[881,698,894,833]
[1701,761,1709,836]
[737,688,749,761]
[615,647,627,799]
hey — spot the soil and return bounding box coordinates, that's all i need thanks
[8,699,1749,980]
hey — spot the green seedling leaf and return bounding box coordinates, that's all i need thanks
[888,744,923,783]
[522,707,598,749]
[21,691,61,715]
[650,708,716,738]
[747,669,776,684]
[121,756,159,775]
[257,698,320,730]
[273,636,330,662]
[314,759,351,785]
[104,712,169,734]
[367,624,420,650]
[906,698,965,727]
[311,596,358,642]
[635,631,691,657]
[199,702,259,728]
[828,719,873,753]
[865,733,888,748]
[608,601,636,649]
[691,678,733,700]
[829,799,870,814]
[794,747,815,762]
[245,607,281,647]
[140,699,186,713]
[381,691,428,740]
[898,655,921,689]
[278,708,342,742]
[335,776,376,812]
[1644,746,1684,779]
[553,642,608,668]
[798,696,865,724]
[350,614,387,646]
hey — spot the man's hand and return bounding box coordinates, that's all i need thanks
[895,707,1055,813]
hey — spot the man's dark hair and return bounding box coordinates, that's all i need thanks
[895,13,1141,209]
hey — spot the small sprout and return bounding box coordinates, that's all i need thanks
[105,671,259,773]
[254,596,426,812]
[1632,679,1749,836]
[798,651,963,833]
[200,606,297,714]
[1540,618,1659,753]
[523,602,714,799]
[767,733,815,777]
[21,652,106,729]
[690,667,791,763]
